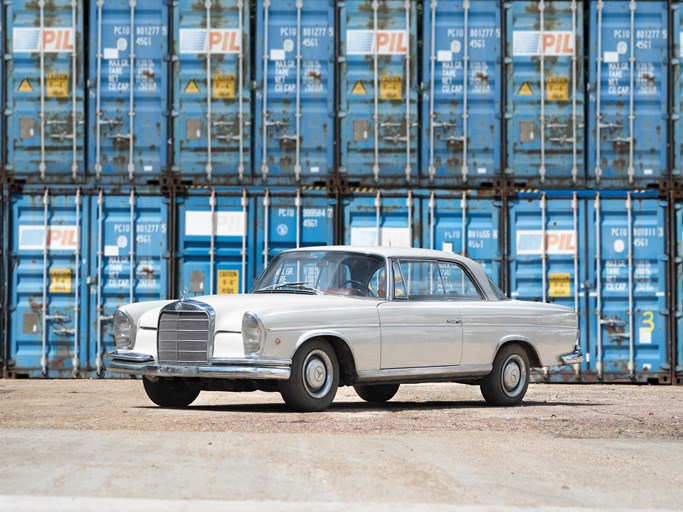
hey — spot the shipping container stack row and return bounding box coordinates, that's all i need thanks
[0,1,682,385]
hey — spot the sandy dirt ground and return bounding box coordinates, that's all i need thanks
[0,380,681,511]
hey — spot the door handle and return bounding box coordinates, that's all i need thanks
[446,319,462,325]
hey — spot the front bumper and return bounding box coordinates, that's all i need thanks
[107,351,291,380]
[559,346,584,365]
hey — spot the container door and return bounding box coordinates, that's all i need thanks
[176,190,254,296]
[9,192,88,377]
[7,1,85,181]
[173,1,251,183]
[255,189,335,278]
[676,201,683,382]
[88,191,169,376]
[343,192,416,248]
[88,1,170,182]
[421,192,501,283]
[422,0,501,187]
[587,194,669,382]
[338,1,418,186]
[505,1,584,187]
[255,0,334,185]
[588,1,669,187]
[672,3,683,183]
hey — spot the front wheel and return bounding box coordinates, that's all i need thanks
[480,344,530,406]
[142,376,200,408]
[279,339,339,412]
[354,383,400,403]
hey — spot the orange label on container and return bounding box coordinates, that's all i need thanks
[548,273,571,297]
[518,81,534,96]
[547,76,569,101]
[185,79,200,94]
[352,80,367,95]
[217,270,239,294]
[18,78,33,93]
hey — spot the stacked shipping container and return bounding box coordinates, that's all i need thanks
[0,0,681,384]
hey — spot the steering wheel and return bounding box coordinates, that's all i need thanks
[341,280,370,297]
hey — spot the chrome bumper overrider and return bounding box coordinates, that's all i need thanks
[560,347,585,365]
[107,351,291,380]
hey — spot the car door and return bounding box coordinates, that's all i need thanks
[378,259,463,369]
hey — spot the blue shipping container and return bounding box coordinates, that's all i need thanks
[586,192,669,382]
[588,1,669,187]
[176,190,255,296]
[343,192,417,248]
[338,1,418,185]
[676,200,683,383]
[421,191,502,282]
[254,0,335,185]
[173,1,251,182]
[7,1,85,181]
[508,192,587,381]
[88,1,170,182]
[671,2,683,182]
[88,191,169,376]
[505,1,585,187]
[8,191,89,377]
[255,189,336,277]
[422,0,502,187]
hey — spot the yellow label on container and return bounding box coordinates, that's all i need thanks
[213,74,235,99]
[352,80,367,95]
[548,273,571,297]
[18,78,33,93]
[380,75,402,100]
[47,73,69,98]
[547,76,569,101]
[185,79,200,94]
[50,268,72,294]
[518,81,534,96]
[217,270,239,295]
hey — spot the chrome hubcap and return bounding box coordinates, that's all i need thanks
[302,349,333,399]
[502,355,527,397]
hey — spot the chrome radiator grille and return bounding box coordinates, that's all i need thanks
[157,311,210,365]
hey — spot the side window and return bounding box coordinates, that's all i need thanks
[438,262,482,299]
[392,260,446,300]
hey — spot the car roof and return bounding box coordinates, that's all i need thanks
[289,245,474,264]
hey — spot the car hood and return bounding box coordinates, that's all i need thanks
[137,293,373,332]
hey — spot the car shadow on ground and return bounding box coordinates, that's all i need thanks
[137,399,601,414]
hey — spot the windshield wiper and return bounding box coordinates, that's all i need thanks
[254,281,321,294]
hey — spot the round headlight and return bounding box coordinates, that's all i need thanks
[242,312,265,355]
[113,309,136,350]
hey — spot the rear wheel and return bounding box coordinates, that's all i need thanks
[142,376,200,408]
[354,383,400,403]
[279,339,339,412]
[480,344,530,406]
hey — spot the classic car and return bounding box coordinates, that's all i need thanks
[109,246,583,412]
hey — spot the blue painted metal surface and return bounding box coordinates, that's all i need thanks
[676,200,683,381]
[88,191,169,377]
[671,3,683,182]
[338,1,418,186]
[508,191,587,382]
[254,0,335,185]
[586,192,669,382]
[588,1,669,187]
[8,191,88,377]
[422,0,502,187]
[88,1,170,182]
[176,190,254,297]
[343,192,417,248]
[173,1,251,183]
[6,1,85,181]
[421,191,502,282]
[505,1,585,187]
[255,189,335,278]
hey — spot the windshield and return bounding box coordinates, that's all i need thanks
[252,250,387,298]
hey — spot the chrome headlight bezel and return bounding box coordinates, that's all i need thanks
[113,309,137,350]
[242,312,266,355]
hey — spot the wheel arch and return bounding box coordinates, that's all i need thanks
[295,332,357,387]
[497,337,542,368]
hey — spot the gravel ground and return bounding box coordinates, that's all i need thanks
[0,380,681,511]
